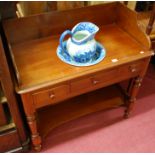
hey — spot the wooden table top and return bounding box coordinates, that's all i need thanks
[12,24,152,93]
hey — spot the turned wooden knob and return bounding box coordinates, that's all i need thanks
[93,79,99,85]
[130,66,137,73]
[49,93,55,99]
[131,68,136,73]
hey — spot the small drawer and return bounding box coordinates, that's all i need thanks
[119,60,144,78]
[71,77,92,93]
[91,69,118,86]
[71,69,118,94]
[91,60,144,87]
[33,85,70,108]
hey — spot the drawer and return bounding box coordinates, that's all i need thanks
[91,68,118,87]
[119,60,144,78]
[71,69,118,94]
[33,85,70,108]
[71,77,92,93]
[91,60,144,87]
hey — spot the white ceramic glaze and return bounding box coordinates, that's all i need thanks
[59,22,99,63]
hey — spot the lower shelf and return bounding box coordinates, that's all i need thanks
[37,85,125,138]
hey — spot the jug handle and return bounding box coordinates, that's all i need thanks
[60,30,72,51]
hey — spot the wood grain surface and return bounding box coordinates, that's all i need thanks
[11,24,152,93]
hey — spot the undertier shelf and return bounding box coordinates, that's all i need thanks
[37,85,125,138]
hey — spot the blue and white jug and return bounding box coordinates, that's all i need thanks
[59,22,99,63]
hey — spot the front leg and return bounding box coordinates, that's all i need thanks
[27,114,41,151]
[21,94,42,151]
[124,76,143,118]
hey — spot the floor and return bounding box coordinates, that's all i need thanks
[32,64,155,153]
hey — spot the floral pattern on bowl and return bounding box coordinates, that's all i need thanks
[57,41,106,67]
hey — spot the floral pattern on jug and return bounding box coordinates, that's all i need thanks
[59,22,99,63]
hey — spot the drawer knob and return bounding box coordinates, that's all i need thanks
[130,67,137,73]
[93,80,99,85]
[131,68,136,73]
[49,93,55,99]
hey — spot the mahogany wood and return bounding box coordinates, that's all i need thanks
[3,2,152,151]
[0,36,29,152]
[37,85,125,138]
[10,25,152,92]
[3,2,117,44]
[116,3,151,49]
[0,130,21,152]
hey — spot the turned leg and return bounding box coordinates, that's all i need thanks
[27,114,41,151]
[124,76,143,118]
[21,94,42,151]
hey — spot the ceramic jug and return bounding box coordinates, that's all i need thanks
[59,22,99,63]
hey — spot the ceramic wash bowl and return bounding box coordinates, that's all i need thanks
[57,41,106,67]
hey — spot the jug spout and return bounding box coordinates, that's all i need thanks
[71,22,99,45]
